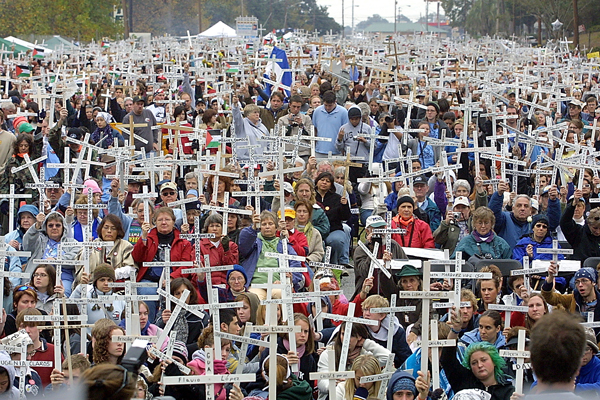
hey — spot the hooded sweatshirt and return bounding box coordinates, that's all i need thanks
[0,353,20,399]
[387,371,417,400]
[22,211,81,286]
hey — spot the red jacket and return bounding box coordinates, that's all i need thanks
[198,238,239,286]
[330,294,366,326]
[32,339,62,387]
[279,229,312,290]
[132,228,194,281]
[391,216,435,249]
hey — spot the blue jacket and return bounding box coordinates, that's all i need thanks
[238,226,303,290]
[402,348,454,399]
[418,197,441,232]
[546,197,562,232]
[576,354,600,395]
[452,234,512,260]
[512,235,566,263]
[489,192,531,249]
[458,328,506,363]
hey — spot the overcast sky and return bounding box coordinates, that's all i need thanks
[316,0,442,28]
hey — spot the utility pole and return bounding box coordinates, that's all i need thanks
[342,0,345,38]
[122,0,129,37]
[573,0,580,49]
[198,0,203,33]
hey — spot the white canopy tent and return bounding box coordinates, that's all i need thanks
[198,21,237,38]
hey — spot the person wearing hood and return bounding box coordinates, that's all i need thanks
[573,329,600,396]
[444,307,515,400]
[561,189,600,261]
[0,352,20,399]
[1,330,42,397]
[4,205,38,267]
[231,92,269,160]
[335,105,370,182]
[361,295,411,368]
[488,181,532,250]
[22,211,81,296]
[198,263,249,304]
[543,264,600,339]
[513,215,565,263]
[386,370,430,400]
[91,112,123,149]
[71,264,126,325]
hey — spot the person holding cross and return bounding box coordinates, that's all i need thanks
[444,307,515,400]
[238,210,303,300]
[196,213,239,287]
[231,92,269,160]
[512,215,564,264]
[72,264,126,325]
[0,132,42,208]
[488,181,532,250]
[109,178,154,245]
[560,190,600,261]
[122,96,159,153]
[0,329,42,396]
[542,264,600,338]
[453,207,511,260]
[23,211,81,296]
[391,195,435,249]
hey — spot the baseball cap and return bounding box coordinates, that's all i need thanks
[453,196,470,207]
[67,128,83,140]
[283,182,294,193]
[413,175,428,185]
[531,198,539,210]
[160,181,177,192]
[132,95,146,104]
[18,123,35,134]
[569,99,584,108]
[278,207,296,219]
[366,215,387,228]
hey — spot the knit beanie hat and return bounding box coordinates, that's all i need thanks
[574,267,597,283]
[392,377,417,397]
[171,340,189,364]
[397,195,415,208]
[93,264,116,283]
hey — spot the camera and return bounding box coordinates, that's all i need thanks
[385,115,393,123]
[120,339,148,375]
[452,212,461,220]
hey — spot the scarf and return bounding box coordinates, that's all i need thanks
[296,221,314,244]
[91,124,115,149]
[397,216,414,227]
[472,229,495,243]
[283,338,306,358]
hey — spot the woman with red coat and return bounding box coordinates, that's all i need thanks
[198,213,239,287]
[132,206,194,323]
[391,195,435,248]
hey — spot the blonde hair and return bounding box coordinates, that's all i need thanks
[343,355,382,400]
[362,294,389,309]
[243,104,260,117]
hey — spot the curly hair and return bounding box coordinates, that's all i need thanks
[461,341,507,384]
[93,325,125,365]
[13,133,34,156]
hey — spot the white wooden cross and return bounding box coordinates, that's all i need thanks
[359,353,395,399]
[537,239,574,263]
[370,294,416,351]
[427,319,457,390]
[0,184,32,233]
[487,304,529,330]
[131,186,158,224]
[498,329,530,394]
[397,261,452,377]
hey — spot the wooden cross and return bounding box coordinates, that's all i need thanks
[329,148,363,196]
[498,329,530,394]
[537,239,574,263]
[0,185,32,233]
[114,119,150,156]
[370,294,416,351]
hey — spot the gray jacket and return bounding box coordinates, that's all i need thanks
[22,212,81,284]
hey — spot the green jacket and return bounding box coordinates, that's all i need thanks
[277,376,313,400]
[433,216,474,255]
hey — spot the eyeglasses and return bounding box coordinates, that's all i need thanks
[92,304,114,312]
[33,273,48,278]
[16,286,34,292]
[46,188,61,192]
[47,224,62,228]
[229,276,245,282]
[162,191,176,196]
[575,279,591,285]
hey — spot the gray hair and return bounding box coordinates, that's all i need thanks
[513,194,531,208]
[453,179,471,194]
[203,213,223,232]
[294,157,306,168]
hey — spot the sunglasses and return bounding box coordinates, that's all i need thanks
[162,191,176,196]
[16,286,34,292]
[47,224,62,228]
[92,304,114,312]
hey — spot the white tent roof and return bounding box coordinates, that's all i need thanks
[4,36,52,52]
[198,21,237,38]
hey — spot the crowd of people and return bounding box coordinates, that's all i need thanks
[0,33,598,400]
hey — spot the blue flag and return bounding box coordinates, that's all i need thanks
[263,46,292,99]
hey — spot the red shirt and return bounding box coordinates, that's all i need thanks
[31,338,62,387]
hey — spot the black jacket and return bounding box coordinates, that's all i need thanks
[315,190,351,232]
[560,203,600,261]
[441,344,515,400]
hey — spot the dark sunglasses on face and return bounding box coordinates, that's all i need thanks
[162,191,176,196]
